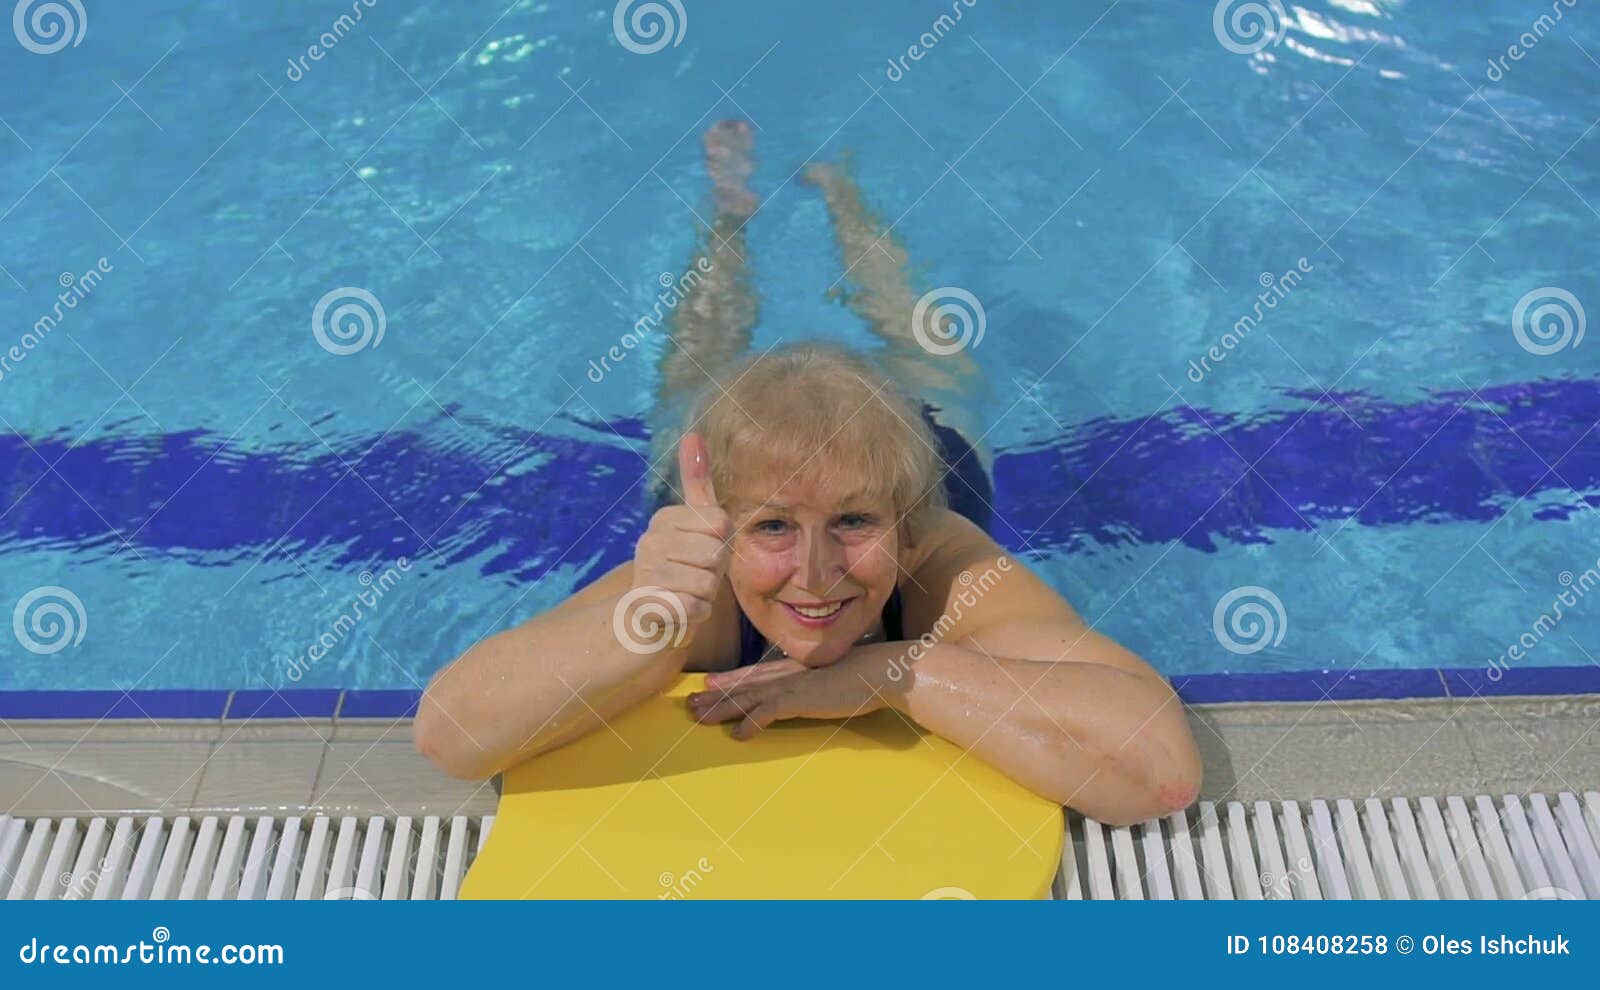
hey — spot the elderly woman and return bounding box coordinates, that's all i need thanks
[415,123,1202,826]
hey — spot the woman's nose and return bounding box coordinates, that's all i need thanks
[796,525,844,592]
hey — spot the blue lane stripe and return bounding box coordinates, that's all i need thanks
[0,689,231,720]
[1171,668,1448,704]
[339,690,420,719]
[0,666,1595,718]
[1441,664,1600,698]
[0,378,1596,582]
[225,689,341,720]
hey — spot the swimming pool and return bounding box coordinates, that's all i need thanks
[0,0,1596,695]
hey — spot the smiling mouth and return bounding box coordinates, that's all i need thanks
[781,597,855,621]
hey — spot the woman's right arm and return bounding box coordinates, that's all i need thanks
[413,433,733,779]
[412,562,688,780]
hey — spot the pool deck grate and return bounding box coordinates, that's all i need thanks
[0,812,492,901]
[4,792,1596,899]
[1056,791,1600,900]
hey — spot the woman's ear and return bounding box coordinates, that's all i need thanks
[897,513,917,552]
[898,493,936,551]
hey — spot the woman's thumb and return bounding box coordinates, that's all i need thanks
[678,432,719,508]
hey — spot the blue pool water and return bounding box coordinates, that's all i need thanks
[0,0,1597,692]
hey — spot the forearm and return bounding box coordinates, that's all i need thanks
[414,596,686,779]
[887,642,1201,825]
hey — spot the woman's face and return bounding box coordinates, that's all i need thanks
[726,477,901,667]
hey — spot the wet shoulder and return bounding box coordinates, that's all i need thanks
[899,510,1007,639]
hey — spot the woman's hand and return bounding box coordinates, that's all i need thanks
[627,433,732,645]
[686,646,903,740]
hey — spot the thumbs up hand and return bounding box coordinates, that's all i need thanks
[623,433,734,650]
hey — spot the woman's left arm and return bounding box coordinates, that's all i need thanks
[882,543,1203,826]
[688,527,1205,825]
[876,634,1201,827]
[693,557,1205,825]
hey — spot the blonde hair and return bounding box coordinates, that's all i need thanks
[666,342,949,547]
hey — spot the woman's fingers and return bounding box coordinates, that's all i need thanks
[695,701,743,725]
[689,659,805,730]
[732,701,780,741]
[689,676,793,736]
[644,561,722,605]
[690,691,757,725]
[688,690,761,729]
[660,530,732,570]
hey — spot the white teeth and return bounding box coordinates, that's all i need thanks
[792,601,844,618]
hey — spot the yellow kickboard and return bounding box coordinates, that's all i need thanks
[461,673,1063,899]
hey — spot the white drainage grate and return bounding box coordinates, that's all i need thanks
[1054,792,1600,900]
[4,791,1597,899]
[0,813,492,901]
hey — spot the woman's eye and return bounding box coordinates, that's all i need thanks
[838,513,874,529]
[754,519,788,535]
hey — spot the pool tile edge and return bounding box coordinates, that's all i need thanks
[4,664,1599,721]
